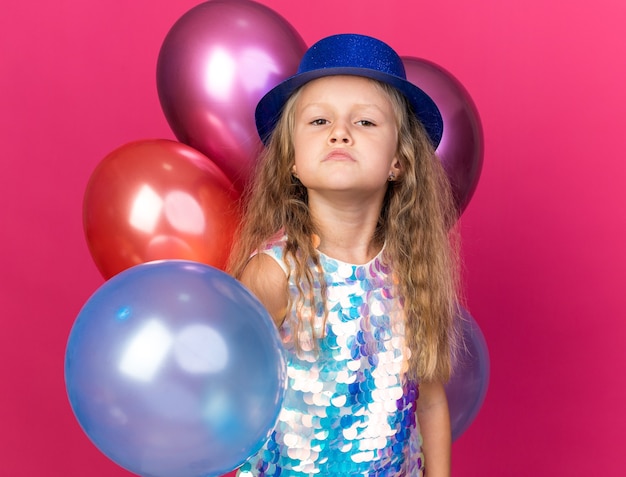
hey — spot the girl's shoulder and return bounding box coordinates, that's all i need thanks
[240,232,289,327]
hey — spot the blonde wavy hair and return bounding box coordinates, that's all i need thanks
[228,78,461,382]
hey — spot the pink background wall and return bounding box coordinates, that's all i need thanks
[2,0,625,475]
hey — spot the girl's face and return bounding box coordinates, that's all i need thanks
[292,75,400,196]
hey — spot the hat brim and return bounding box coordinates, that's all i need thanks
[255,67,443,148]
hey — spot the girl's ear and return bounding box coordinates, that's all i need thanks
[389,159,402,179]
[291,164,298,177]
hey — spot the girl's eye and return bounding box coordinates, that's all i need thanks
[356,120,375,127]
[311,118,328,125]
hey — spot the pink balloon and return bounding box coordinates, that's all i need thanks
[157,0,307,191]
[445,306,490,441]
[402,57,484,213]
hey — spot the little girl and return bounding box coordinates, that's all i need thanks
[229,33,460,477]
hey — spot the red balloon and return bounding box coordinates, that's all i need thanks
[83,139,240,279]
[157,0,307,191]
[402,57,484,213]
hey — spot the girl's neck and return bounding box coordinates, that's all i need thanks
[308,192,384,264]
[315,235,383,265]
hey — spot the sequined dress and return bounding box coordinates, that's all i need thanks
[237,236,424,476]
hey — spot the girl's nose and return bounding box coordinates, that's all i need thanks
[329,122,352,144]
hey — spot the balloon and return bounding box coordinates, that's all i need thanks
[445,306,490,441]
[65,260,287,477]
[402,57,484,213]
[157,0,307,190]
[83,139,240,279]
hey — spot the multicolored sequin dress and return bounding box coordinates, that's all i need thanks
[237,236,424,476]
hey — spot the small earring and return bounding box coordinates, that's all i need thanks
[388,172,396,182]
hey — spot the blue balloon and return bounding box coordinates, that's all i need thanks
[65,260,286,477]
[445,306,490,441]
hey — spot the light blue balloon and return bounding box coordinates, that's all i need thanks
[65,260,286,477]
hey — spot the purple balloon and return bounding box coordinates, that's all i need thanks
[65,260,287,477]
[157,0,307,191]
[403,57,484,213]
[445,306,490,441]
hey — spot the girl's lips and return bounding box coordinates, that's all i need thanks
[324,149,354,161]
